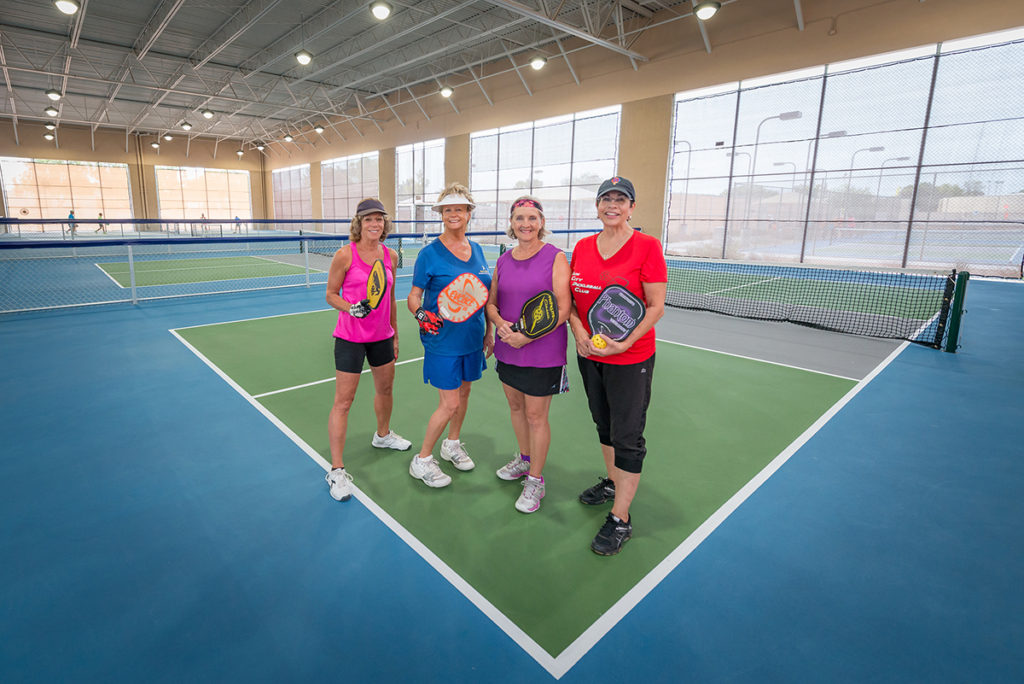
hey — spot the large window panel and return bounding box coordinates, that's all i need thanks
[396,139,445,228]
[470,106,620,245]
[0,158,133,230]
[156,166,253,229]
[322,151,378,231]
[272,165,312,223]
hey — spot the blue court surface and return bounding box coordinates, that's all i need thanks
[1,278,1022,682]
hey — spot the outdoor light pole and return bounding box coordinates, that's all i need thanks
[875,156,911,216]
[845,146,885,217]
[747,111,802,232]
[675,139,692,237]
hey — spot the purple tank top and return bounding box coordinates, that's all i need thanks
[493,242,567,368]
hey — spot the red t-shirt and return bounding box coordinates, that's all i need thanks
[570,230,668,365]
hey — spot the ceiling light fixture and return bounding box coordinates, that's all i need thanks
[256,143,265,151]
[693,1,721,20]
[43,133,55,141]
[440,85,453,98]
[54,0,80,16]
[163,134,173,141]
[181,121,192,131]
[45,123,56,131]
[370,2,391,20]
[236,149,244,158]
[45,89,61,101]
[284,134,294,142]
[314,124,325,134]
[151,141,160,149]
[201,109,214,119]
[530,55,547,71]
[44,106,59,117]
[295,49,313,66]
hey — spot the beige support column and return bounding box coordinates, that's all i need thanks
[378,147,396,212]
[618,95,674,240]
[445,133,470,187]
[310,162,322,230]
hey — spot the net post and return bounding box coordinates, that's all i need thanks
[302,239,310,287]
[127,245,138,305]
[943,271,969,353]
[398,236,404,268]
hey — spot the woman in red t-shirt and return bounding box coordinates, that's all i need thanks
[568,176,667,556]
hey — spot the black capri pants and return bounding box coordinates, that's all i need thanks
[577,354,655,474]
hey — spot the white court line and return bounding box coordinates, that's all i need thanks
[172,308,902,679]
[554,340,911,676]
[169,326,564,677]
[252,356,425,398]
[656,337,859,381]
[706,275,782,296]
[94,262,126,288]
[252,254,327,273]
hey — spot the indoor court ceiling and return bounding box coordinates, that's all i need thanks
[0,0,797,152]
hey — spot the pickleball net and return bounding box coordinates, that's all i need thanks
[664,256,964,348]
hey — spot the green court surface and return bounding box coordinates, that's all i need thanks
[98,255,312,287]
[175,311,856,657]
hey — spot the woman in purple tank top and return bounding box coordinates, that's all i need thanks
[485,195,571,514]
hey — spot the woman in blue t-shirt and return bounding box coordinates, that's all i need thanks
[407,183,493,488]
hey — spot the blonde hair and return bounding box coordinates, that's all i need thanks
[349,198,393,242]
[507,194,547,239]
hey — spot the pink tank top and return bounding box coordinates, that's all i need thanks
[333,243,395,343]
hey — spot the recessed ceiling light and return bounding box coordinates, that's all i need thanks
[181,121,192,131]
[44,106,59,116]
[295,50,313,66]
[45,89,61,101]
[55,0,80,16]
[43,132,55,141]
[370,2,391,20]
[440,85,453,98]
[530,56,547,71]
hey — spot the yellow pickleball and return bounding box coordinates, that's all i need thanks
[591,334,607,349]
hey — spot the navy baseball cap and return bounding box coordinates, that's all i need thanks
[597,176,635,201]
[355,198,387,217]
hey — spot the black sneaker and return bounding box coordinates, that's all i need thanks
[591,512,633,556]
[578,477,615,505]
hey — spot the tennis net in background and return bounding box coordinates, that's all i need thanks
[664,257,959,348]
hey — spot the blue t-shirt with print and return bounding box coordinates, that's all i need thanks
[412,239,492,356]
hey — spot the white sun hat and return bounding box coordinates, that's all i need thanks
[431,193,476,212]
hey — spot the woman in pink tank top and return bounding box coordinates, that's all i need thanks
[485,195,571,514]
[323,198,413,503]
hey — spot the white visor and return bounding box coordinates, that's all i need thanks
[431,194,476,212]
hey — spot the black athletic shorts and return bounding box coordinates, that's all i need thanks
[333,336,395,374]
[496,360,563,397]
[577,354,655,474]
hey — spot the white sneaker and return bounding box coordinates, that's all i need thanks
[515,477,545,513]
[496,454,530,480]
[371,430,412,451]
[440,439,475,471]
[325,468,354,502]
[409,455,452,488]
